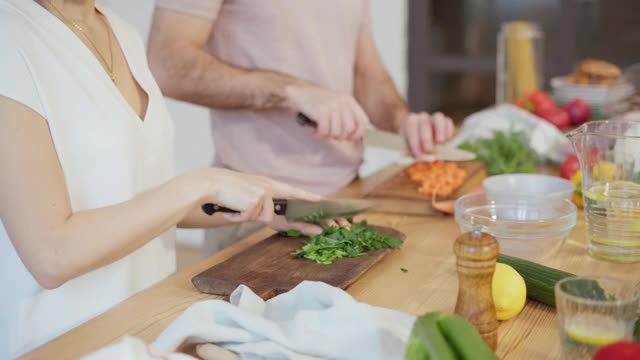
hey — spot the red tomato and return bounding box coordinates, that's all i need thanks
[594,341,640,360]
[564,98,591,125]
[560,155,580,179]
[536,107,571,130]
[527,91,556,112]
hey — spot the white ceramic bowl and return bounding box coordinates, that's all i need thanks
[482,174,575,202]
[550,77,634,106]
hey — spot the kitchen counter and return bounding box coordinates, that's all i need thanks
[21,164,640,359]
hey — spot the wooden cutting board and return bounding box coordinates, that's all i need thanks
[364,160,487,216]
[192,226,405,300]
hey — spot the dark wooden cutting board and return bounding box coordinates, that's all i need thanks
[192,226,405,300]
[364,160,487,216]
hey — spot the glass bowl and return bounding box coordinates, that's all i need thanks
[454,192,577,261]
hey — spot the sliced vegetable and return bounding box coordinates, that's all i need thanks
[406,161,468,198]
[405,312,498,360]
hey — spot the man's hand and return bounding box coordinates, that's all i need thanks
[398,112,455,158]
[285,83,370,141]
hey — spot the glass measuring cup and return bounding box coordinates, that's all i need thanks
[567,119,640,262]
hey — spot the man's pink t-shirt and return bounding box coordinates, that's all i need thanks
[155,0,370,194]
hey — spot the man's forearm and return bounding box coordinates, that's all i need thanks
[149,41,304,111]
[354,68,409,133]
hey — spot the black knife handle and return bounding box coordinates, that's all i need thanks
[296,113,317,128]
[202,199,288,216]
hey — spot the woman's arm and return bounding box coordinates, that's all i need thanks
[0,96,320,289]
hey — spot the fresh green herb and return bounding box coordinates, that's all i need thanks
[292,220,403,264]
[401,267,408,273]
[301,210,326,223]
[459,131,540,175]
[283,229,304,237]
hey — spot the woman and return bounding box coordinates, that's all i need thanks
[0,0,338,357]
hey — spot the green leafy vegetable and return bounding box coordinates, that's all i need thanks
[459,131,540,175]
[284,229,304,237]
[301,210,326,223]
[292,220,403,264]
[401,267,408,273]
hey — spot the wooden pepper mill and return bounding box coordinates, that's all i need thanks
[453,225,500,350]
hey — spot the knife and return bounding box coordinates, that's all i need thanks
[201,198,376,222]
[298,113,475,162]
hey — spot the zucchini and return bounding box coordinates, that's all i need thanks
[497,253,574,307]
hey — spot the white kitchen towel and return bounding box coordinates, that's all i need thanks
[83,281,416,360]
[445,104,573,163]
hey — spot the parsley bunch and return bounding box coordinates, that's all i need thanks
[289,221,403,265]
[459,131,540,175]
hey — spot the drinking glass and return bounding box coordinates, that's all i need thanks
[555,276,640,359]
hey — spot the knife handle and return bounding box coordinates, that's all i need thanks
[296,113,317,128]
[202,199,288,216]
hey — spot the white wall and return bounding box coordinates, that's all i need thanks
[103,0,407,247]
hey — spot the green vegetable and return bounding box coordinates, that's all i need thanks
[401,267,409,273]
[283,229,304,237]
[497,253,574,307]
[405,312,498,360]
[459,131,540,175]
[292,220,403,264]
[405,312,456,360]
[438,315,498,360]
[301,210,326,223]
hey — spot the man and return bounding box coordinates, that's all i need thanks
[148,0,454,252]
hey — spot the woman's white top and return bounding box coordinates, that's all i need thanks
[0,1,177,357]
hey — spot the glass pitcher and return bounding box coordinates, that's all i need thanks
[567,119,640,262]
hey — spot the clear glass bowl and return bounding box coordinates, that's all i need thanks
[455,192,577,261]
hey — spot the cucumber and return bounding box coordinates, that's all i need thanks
[437,315,498,360]
[405,312,456,360]
[497,254,575,307]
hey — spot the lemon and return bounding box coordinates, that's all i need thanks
[492,263,527,320]
[592,161,619,181]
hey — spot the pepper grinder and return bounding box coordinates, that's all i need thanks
[453,225,500,350]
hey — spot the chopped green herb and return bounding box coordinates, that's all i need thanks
[401,267,408,273]
[292,220,403,264]
[301,210,326,223]
[459,131,540,175]
[284,229,304,237]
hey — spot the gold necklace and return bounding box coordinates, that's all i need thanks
[44,0,116,84]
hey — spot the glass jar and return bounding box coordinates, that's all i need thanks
[496,21,544,104]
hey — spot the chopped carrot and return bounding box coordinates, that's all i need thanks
[405,161,467,198]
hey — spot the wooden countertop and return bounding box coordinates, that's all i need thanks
[21,164,640,359]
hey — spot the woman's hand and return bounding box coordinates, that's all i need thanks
[191,168,344,235]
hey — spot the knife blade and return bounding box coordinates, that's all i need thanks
[202,198,376,222]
